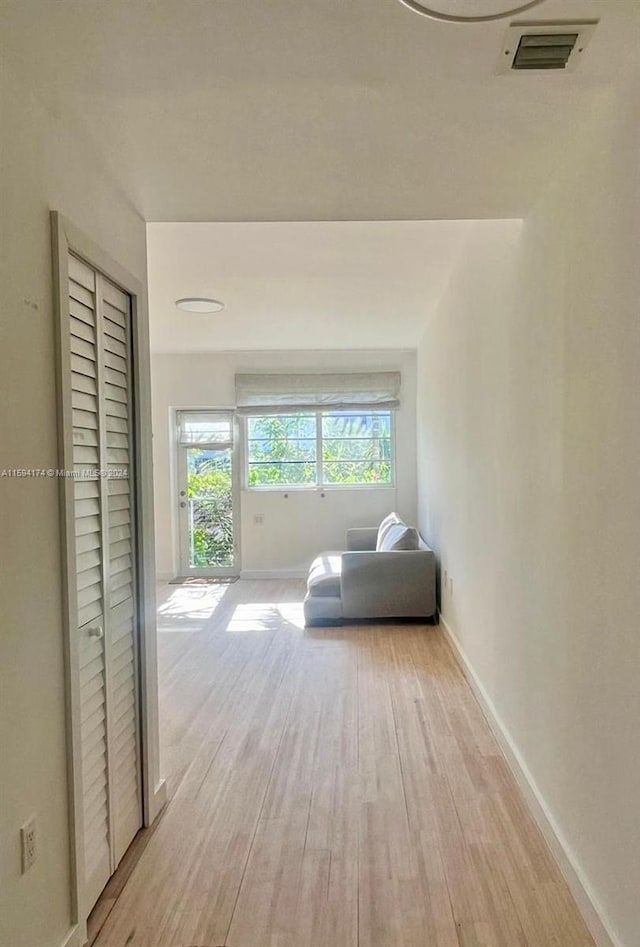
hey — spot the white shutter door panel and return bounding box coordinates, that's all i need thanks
[99,275,142,867]
[69,256,112,911]
[67,254,142,914]
[69,252,96,291]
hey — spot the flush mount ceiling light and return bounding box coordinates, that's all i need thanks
[396,0,547,23]
[175,297,225,313]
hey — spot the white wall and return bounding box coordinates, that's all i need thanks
[416,84,640,947]
[151,350,417,577]
[0,60,148,947]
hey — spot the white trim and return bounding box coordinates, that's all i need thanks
[127,240,165,834]
[240,569,307,580]
[439,613,620,947]
[51,216,84,937]
[57,925,81,947]
[146,778,168,826]
[243,483,397,493]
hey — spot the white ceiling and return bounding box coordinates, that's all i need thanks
[2,0,640,221]
[147,220,491,351]
[4,1,639,353]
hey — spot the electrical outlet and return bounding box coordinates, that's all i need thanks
[253,513,264,526]
[20,816,37,873]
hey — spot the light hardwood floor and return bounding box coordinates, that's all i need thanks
[91,579,595,947]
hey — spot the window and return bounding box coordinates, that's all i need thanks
[246,414,317,486]
[246,410,394,488]
[321,411,392,485]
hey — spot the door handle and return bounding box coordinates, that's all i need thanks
[87,625,104,639]
[180,501,187,508]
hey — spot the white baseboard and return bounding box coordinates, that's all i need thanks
[57,925,81,947]
[159,570,307,581]
[240,569,307,580]
[439,613,621,947]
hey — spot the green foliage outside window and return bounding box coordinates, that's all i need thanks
[247,415,317,486]
[186,450,234,568]
[247,411,392,487]
[184,412,393,568]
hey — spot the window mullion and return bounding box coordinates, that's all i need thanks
[316,410,323,488]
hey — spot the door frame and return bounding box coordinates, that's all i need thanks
[174,409,241,577]
[51,212,166,946]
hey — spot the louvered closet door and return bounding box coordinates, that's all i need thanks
[69,255,111,910]
[68,254,142,912]
[99,276,142,866]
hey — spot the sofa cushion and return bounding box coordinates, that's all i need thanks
[379,522,419,551]
[307,552,343,597]
[376,512,402,551]
[303,593,343,625]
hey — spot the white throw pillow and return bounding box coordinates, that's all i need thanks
[376,512,401,551]
[380,523,419,552]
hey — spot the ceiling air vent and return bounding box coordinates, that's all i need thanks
[513,32,577,69]
[497,21,598,74]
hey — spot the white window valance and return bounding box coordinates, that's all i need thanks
[235,372,401,415]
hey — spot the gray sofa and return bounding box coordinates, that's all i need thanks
[303,513,437,627]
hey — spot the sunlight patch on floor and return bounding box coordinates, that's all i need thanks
[157,585,227,632]
[226,601,305,633]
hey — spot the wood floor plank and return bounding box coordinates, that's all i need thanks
[91,581,595,947]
